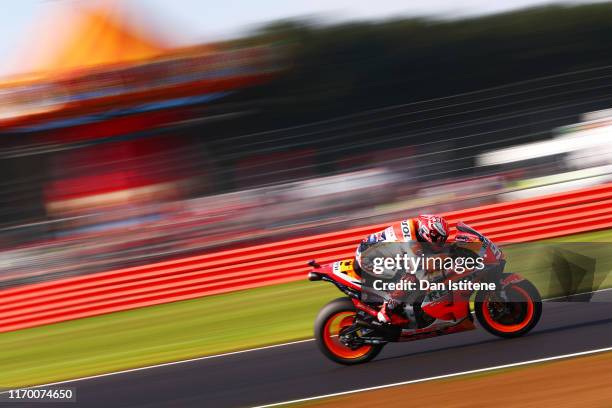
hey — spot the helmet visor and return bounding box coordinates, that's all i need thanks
[430,221,448,244]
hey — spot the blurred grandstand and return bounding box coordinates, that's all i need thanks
[0,2,611,287]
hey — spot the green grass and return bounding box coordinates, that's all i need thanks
[1,229,611,388]
[0,280,338,388]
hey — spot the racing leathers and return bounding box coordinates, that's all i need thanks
[354,215,450,325]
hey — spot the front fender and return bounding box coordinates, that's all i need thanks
[499,272,525,288]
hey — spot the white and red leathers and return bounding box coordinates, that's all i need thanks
[354,214,450,324]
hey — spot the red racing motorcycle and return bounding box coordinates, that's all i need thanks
[308,222,542,365]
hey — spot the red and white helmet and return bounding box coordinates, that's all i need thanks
[416,214,449,246]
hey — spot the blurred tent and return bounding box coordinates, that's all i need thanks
[0,1,277,126]
[13,6,168,77]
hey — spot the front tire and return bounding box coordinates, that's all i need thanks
[314,298,383,365]
[475,277,542,338]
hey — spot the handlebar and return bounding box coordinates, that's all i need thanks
[456,222,486,242]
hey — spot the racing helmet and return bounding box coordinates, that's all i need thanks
[416,214,449,246]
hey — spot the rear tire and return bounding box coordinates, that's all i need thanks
[475,277,542,338]
[314,298,383,365]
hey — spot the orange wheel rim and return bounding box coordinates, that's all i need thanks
[323,311,372,359]
[482,286,534,333]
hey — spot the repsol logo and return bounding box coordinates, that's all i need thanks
[401,221,411,240]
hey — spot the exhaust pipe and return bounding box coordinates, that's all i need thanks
[308,272,322,281]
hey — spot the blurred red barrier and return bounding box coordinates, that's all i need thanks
[2,183,612,332]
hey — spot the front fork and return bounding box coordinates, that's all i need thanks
[484,272,526,309]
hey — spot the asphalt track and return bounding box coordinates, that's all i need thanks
[12,291,612,408]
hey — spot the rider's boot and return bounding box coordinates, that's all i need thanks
[376,301,392,323]
[381,302,429,329]
[377,300,412,326]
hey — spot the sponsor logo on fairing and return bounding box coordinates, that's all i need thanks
[401,220,412,240]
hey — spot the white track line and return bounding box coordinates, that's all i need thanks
[544,286,612,301]
[252,346,612,408]
[0,339,314,393]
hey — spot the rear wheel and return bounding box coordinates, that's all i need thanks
[314,298,383,365]
[475,277,541,338]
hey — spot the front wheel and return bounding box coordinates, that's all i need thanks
[314,298,383,365]
[475,277,542,338]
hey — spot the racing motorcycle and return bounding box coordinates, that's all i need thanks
[308,222,542,365]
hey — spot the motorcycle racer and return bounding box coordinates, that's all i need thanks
[354,214,450,324]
